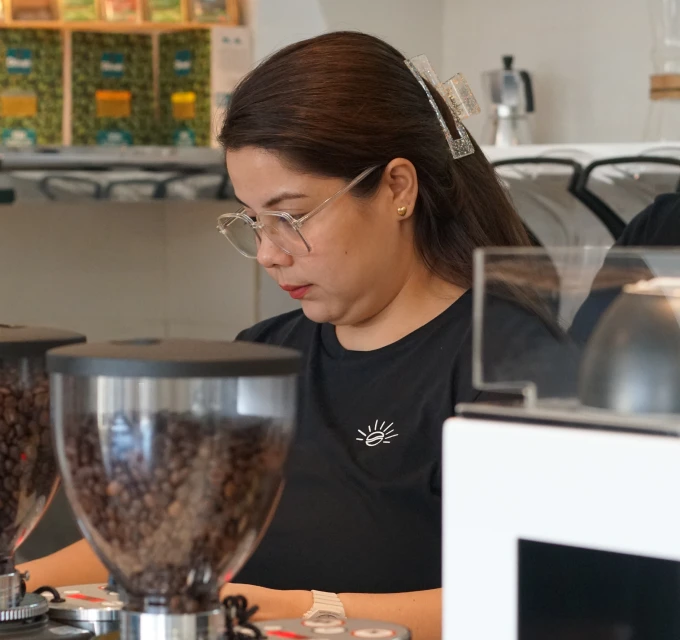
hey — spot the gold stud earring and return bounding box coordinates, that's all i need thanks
[397,206,408,217]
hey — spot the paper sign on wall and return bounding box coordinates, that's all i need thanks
[210,26,251,148]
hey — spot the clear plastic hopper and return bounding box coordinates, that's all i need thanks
[0,325,84,614]
[47,338,300,640]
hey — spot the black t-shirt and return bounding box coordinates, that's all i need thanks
[235,290,572,593]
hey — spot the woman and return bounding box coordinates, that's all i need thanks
[22,31,552,640]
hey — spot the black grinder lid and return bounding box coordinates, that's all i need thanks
[0,324,86,358]
[46,338,301,378]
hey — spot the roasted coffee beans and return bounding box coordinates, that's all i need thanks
[64,411,286,614]
[0,359,58,556]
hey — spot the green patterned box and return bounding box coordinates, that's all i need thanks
[0,30,63,147]
[158,30,211,147]
[71,32,157,146]
[158,26,250,147]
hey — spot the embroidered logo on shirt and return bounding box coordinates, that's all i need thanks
[356,420,398,447]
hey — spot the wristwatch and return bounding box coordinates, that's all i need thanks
[302,590,347,621]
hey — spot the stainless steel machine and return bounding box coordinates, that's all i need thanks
[443,246,680,640]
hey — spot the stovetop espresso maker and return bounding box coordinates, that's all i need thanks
[481,55,535,146]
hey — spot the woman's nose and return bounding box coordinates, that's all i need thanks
[256,233,294,269]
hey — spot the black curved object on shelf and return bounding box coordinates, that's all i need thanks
[0,157,15,205]
[492,156,583,191]
[573,155,680,239]
[0,188,15,205]
[492,157,587,246]
[39,174,104,200]
[493,156,634,240]
[102,178,169,200]
[155,171,230,200]
[217,174,235,200]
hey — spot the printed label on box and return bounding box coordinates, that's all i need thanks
[173,127,196,146]
[6,49,32,75]
[1,90,38,118]
[96,129,133,146]
[101,53,124,78]
[2,128,36,147]
[173,50,192,76]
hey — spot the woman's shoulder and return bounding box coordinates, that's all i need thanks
[236,309,317,348]
[616,192,680,246]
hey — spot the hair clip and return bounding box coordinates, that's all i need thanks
[404,54,480,160]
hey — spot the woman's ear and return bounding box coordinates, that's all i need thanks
[382,157,418,219]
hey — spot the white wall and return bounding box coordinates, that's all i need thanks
[250,0,443,68]
[0,201,257,342]
[247,0,653,144]
[442,0,652,144]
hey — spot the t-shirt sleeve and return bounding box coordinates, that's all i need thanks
[232,310,308,346]
[615,193,680,247]
[571,193,680,343]
[235,328,253,342]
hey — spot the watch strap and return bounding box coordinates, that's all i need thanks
[302,590,346,620]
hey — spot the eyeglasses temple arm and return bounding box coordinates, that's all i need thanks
[294,166,381,227]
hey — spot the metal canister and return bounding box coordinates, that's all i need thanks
[47,584,122,636]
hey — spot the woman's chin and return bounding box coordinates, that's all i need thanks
[299,299,336,325]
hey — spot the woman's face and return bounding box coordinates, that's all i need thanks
[226,147,419,326]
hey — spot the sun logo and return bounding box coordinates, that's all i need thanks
[356,420,398,447]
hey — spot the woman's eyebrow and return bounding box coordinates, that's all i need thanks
[234,192,309,209]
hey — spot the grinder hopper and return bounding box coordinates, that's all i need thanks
[47,338,300,640]
[0,325,85,612]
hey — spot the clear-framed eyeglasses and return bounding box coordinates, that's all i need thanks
[216,166,379,258]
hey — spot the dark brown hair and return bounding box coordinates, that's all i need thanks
[219,31,530,288]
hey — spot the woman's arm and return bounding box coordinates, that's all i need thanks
[341,589,441,640]
[18,539,109,589]
[20,549,442,640]
[220,584,441,640]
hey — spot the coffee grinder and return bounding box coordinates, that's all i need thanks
[46,338,301,640]
[0,324,88,639]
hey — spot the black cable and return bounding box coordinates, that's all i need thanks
[33,585,65,603]
[223,595,264,640]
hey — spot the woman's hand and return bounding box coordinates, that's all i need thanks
[219,583,312,621]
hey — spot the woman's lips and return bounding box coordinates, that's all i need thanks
[280,284,312,300]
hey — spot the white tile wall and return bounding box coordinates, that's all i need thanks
[0,200,257,341]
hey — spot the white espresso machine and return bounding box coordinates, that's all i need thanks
[443,247,680,640]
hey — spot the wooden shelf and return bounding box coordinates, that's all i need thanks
[0,19,231,30]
